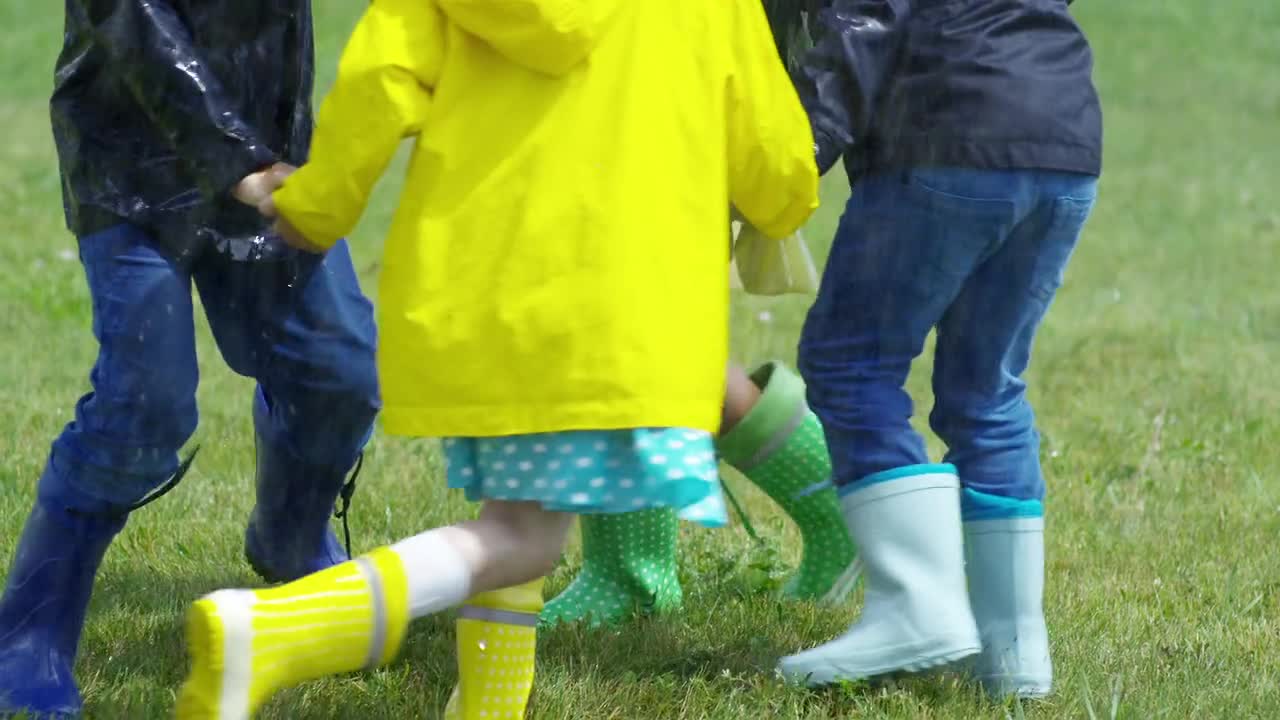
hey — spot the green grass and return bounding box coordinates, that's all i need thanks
[1,1,1278,717]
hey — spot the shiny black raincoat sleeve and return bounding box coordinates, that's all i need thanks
[793,0,913,174]
[70,0,277,199]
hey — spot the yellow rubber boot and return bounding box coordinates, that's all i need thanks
[444,578,545,719]
[177,546,410,720]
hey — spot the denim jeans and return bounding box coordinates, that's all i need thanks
[799,168,1097,504]
[45,223,380,512]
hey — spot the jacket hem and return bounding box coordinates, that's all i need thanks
[381,401,724,439]
[848,138,1102,180]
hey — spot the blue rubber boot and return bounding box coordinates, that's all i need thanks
[0,479,126,717]
[243,388,356,584]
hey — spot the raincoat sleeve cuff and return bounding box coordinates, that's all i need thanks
[265,0,444,254]
[812,127,842,176]
[725,0,821,241]
[750,182,821,241]
[270,164,353,253]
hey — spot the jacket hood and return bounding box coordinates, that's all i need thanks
[437,0,622,75]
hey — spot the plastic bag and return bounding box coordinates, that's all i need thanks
[730,220,821,296]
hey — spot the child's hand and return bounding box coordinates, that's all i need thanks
[232,163,297,207]
[247,164,324,253]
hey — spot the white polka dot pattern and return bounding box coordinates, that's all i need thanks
[448,614,538,719]
[540,508,683,628]
[441,428,727,527]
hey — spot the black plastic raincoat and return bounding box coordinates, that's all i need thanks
[50,0,315,264]
[796,0,1102,180]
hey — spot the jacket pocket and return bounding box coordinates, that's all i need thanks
[903,168,1020,217]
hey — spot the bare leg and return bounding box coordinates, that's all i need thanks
[545,364,776,629]
[722,363,763,433]
[178,500,575,719]
[717,362,861,603]
[431,500,576,595]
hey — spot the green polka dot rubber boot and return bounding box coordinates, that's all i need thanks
[718,362,860,603]
[540,509,683,628]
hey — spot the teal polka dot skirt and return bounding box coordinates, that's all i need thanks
[443,428,728,528]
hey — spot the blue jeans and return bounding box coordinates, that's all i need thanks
[45,224,379,512]
[799,168,1097,503]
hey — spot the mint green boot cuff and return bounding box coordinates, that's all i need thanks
[717,362,808,469]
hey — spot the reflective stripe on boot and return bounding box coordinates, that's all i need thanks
[177,547,409,720]
[445,578,544,719]
[778,467,980,686]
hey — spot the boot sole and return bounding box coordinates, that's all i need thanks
[243,528,341,586]
[243,521,349,586]
[177,599,221,719]
[244,525,286,585]
[780,637,981,687]
[177,594,254,720]
[540,570,683,629]
[244,548,279,585]
[976,674,1053,700]
[540,594,683,629]
[0,697,81,719]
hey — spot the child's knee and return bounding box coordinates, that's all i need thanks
[259,359,379,468]
[805,371,915,430]
[517,517,571,579]
[46,423,196,512]
[70,363,199,458]
[930,386,1034,447]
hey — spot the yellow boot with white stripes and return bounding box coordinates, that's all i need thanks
[176,546,410,720]
[443,578,544,719]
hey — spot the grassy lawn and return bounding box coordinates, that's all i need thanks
[1,1,1278,717]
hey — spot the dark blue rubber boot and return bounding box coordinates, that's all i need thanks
[243,388,358,583]
[0,484,126,717]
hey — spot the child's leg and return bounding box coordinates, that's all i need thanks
[721,364,762,431]
[195,242,379,583]
[544,363,857,628]
[542,366,803,628]
[717,362,859,602]
[441,501,576,592]
[782,169,1027,685]
[929,172,1097,699]
[444,578,546,720]
[0,225,199,717]
[177,501,573,719]
[540,508,682,627]
[543,368,761,628]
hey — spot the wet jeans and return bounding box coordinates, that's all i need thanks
[799,168,1097,503]
[44,223,379,512]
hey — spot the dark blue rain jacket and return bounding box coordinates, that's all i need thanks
[796,0,1103,180]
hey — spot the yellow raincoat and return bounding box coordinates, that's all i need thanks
[273,0,819,438]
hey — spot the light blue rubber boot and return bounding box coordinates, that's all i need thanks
[778,465,980,686]
[962,489,1052,699]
